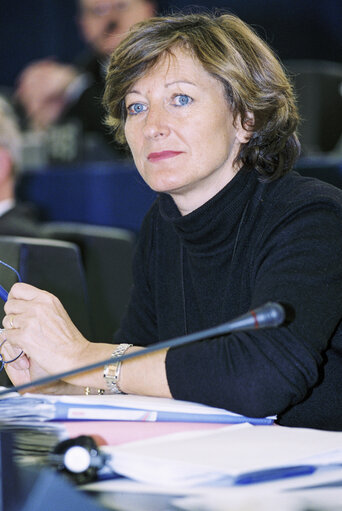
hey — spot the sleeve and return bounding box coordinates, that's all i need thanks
[165,202,342,418]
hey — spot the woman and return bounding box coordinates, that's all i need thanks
[2,13,342,430]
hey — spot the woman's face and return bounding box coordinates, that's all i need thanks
[124,47,249,214]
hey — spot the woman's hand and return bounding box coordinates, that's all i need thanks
[2,283,90,382]
[1,338,30,387]
[0,338,69,393]
[1,283,171,397]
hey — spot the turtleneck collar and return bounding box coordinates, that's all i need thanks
[158,167,259,255]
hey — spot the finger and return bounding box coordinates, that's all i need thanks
[7,282,44,301]
[4,297,37,316]
[0,331,24,359]
[3,314,17,330]
[4,284,54,316]
[1,327,26,355]
[0,340,29,370]
[4,361,31,389]
[6,285,64,317]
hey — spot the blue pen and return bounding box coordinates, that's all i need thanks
[0,259,22,302]
[0,285,8,302]
[235,465,317,485]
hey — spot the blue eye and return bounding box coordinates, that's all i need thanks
[174,94,192,107]
[127,103,147,115]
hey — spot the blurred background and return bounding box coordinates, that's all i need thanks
[1,0,341,89]
[0,0,340,218]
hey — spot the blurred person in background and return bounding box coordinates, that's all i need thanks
[0,96,41,236]
[14,0,157,160]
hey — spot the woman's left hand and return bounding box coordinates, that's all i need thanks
[2,282,90,379]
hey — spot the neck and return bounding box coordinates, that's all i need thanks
[170,165,240,216]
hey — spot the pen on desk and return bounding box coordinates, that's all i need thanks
[235,465,317,485]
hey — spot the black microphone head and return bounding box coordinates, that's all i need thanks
[255,302,286,328]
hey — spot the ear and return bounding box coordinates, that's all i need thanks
[0,148,13,182]
[236,111,255,144]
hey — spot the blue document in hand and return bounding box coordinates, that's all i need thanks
[0,391,275,425]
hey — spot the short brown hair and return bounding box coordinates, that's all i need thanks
[104,12,300,180]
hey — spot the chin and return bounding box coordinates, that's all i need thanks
[141,173,179,194]
[145,176,182,193]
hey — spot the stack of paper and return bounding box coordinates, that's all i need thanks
[0,391,275,425]
[102,424,342,488]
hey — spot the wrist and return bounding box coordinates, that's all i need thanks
[61,340,110,387]
[103,343,134,394]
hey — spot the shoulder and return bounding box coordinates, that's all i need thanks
[261,171,342,217]
[247,171,342,255]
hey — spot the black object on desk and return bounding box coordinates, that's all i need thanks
[0,431,107,511]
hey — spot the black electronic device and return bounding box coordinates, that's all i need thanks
[0,431,107,511]
[48,435,110,485]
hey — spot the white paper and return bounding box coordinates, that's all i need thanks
[103,424,342,487]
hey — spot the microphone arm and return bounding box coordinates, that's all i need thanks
[0,301,285,397]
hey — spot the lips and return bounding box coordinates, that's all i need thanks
[147,151,183,162]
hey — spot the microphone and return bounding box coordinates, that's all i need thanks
[0,301,285,397]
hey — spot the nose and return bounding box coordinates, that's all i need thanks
[142,105,171,140]
[105,20,118,33]
[102,3,120,30]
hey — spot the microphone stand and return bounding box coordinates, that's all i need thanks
[0,301,285,397]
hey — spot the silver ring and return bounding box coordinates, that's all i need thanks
[9,315,14,329]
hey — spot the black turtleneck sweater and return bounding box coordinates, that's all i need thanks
[114,168,342,430]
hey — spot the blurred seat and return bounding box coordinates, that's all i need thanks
[285,60,342,155]
[41,222,136,342]
[295,156,342,189]
[16,162,156,233]
[0,235,92,387]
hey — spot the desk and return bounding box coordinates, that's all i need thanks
[81,422,342,511]
[17,161,157,233]
[4,419,342,511]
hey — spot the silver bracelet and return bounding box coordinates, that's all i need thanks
[84,386,105,395]
[103,343,133,394]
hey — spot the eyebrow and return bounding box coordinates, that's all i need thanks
[165,80,197,88]
[126,80,197,97]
